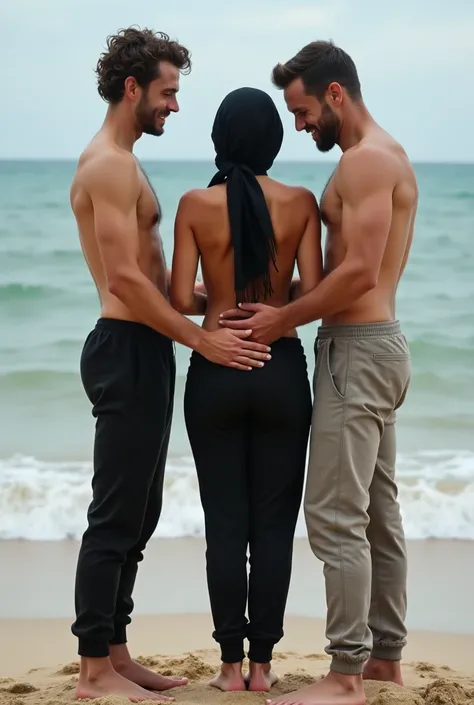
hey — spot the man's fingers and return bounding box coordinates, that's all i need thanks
[219,319,251,330]
[238,302,262,312]
[234,356,265,368]
[219,308,253,320]
[219,308,242,319]
[224,322,254,333]
[229,362,252,371]
[242,341,272,354]
[240,350,271,362]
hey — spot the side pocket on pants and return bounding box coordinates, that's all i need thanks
[326,338,349,401]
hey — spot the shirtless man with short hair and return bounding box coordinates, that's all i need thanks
[69,28,271,703]
[219,42,418,705]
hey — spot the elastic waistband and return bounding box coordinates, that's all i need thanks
[95,317,172,346]
[190,335,303,366]
[317,320,402,340]
[269,336,303,347]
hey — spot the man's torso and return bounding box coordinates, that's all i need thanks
[320,131,418,326]
[70,138,168,323]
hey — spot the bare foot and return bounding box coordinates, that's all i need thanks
[209,662,246,692]
[246,662,279,692]
[76,667,168,702]
[266,671,366,705]
[362,657,403,686]
[110,644,187,695]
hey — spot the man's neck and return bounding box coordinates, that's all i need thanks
[337,101,377,152]
[102,104,141,152]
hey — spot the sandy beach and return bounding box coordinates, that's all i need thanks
[1,619,474,705]
[1,538,474,704]
[1,615,474,705]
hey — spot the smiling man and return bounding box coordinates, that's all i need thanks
[69,27,272,704]
[219,41,418,705]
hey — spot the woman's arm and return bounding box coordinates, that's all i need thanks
[294,188,324,300]
[170,192,207,316]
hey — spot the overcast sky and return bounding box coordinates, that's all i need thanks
[1,0,473,162]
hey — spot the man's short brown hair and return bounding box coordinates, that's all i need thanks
[96,27,191,104]
[272,40,361,101]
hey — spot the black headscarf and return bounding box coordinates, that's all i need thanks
[208,87,284,303]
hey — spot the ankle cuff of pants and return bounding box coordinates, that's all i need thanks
[78,638,110,658]
[220,641,245,664]
[248,639,274,663]
[371,645,404,661]
[330,657,366,676]
[110,624,127,645]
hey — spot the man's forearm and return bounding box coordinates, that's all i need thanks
[110,271,205,349]
[282,262,375,329]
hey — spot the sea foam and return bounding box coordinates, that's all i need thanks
[1,451,473,541]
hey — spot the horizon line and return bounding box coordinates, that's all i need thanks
[1,157,473,166]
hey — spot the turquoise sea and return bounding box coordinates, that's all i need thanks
[0,160,473,540]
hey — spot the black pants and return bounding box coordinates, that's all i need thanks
[184,337,312,664]
[71,318,175,658]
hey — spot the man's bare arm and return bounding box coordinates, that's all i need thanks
[170,192,206,315]
[84,152,271,369]
[281,147,396,329]
[86,153,205,347]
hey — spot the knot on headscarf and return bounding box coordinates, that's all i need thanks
[208,87,284,303]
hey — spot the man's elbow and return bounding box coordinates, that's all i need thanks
[358,268,378,293]
[349,262,378,294]
[107,267,141,299]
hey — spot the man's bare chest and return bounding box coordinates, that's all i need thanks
[320,170,342,228]
[135,177,167,277]
[137,165,162,229]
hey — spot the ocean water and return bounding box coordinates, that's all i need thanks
[0,159,473,541]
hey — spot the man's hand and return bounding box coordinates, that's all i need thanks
[197,327,272,370]
[218,303,287,345]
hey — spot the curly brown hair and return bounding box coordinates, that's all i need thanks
[95,27,192,104]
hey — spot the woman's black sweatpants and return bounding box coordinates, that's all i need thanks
[184,337,312,664]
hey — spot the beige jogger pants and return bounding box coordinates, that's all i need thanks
[304,321,411,675]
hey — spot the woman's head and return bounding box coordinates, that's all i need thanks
[208,88,284,303]
[211,87,284,175]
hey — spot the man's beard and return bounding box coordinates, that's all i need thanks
[312,102,340,152]
[137,98,168,137]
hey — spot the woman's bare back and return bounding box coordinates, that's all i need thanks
[171,176,323,336]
